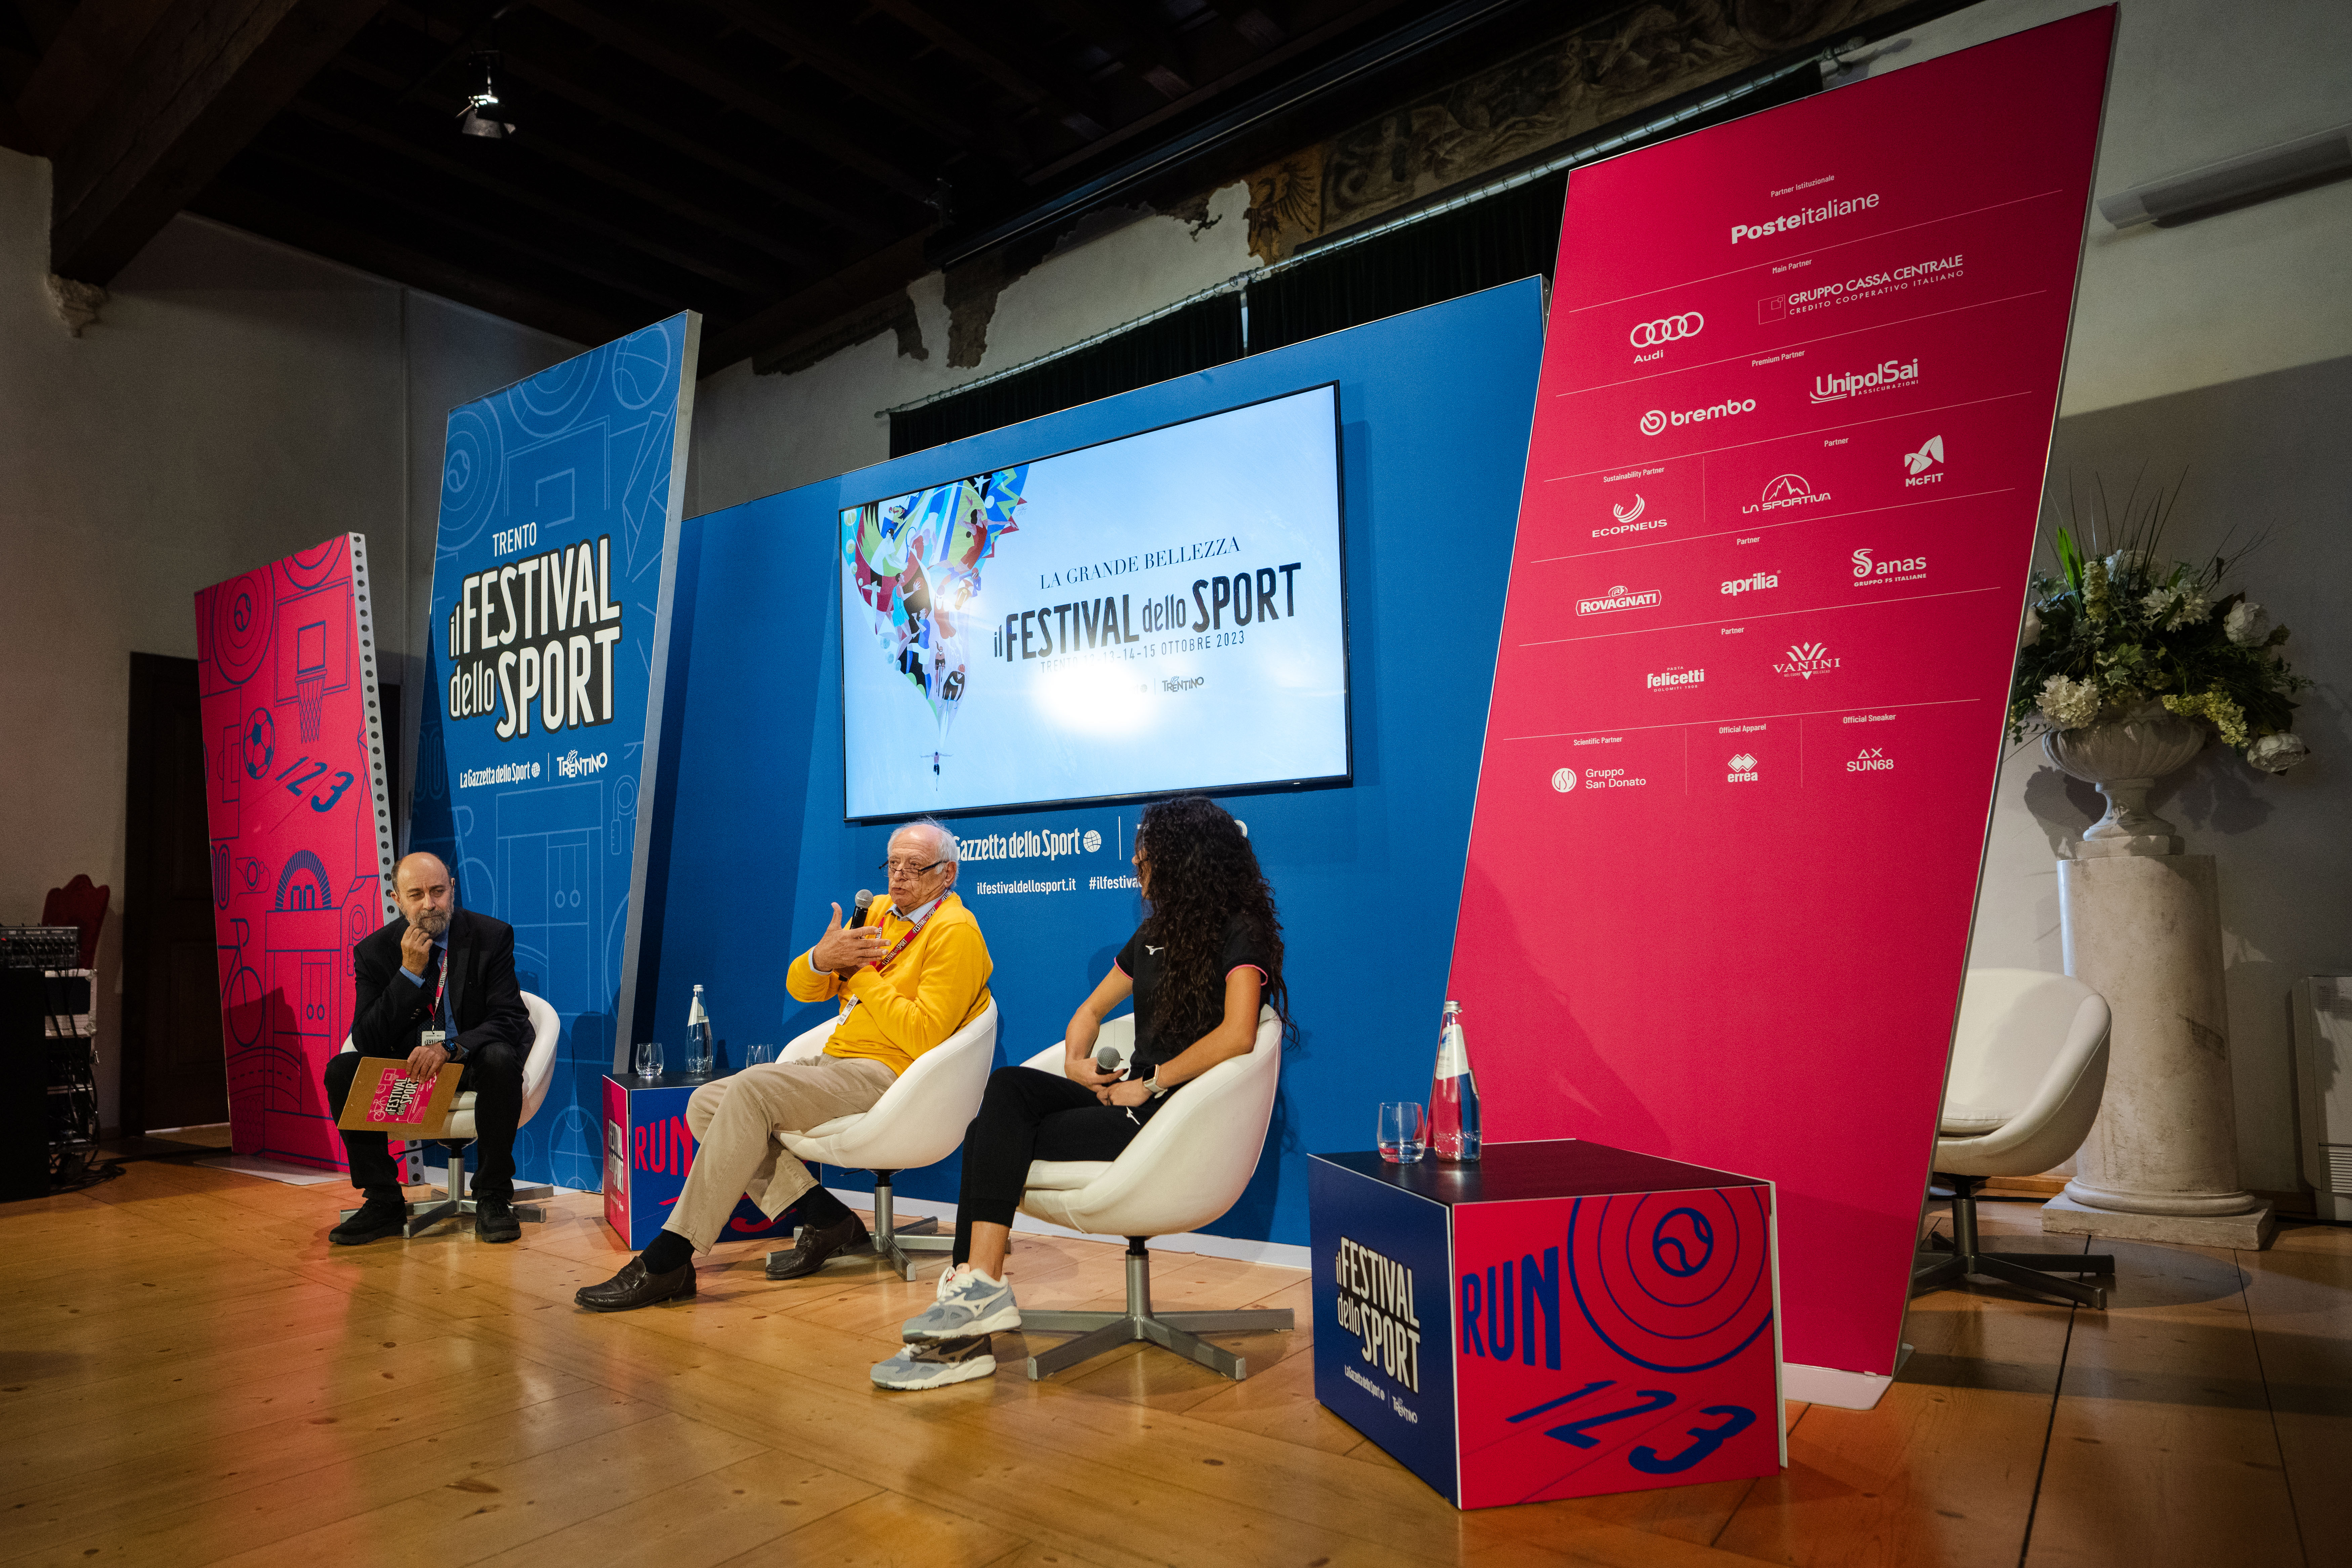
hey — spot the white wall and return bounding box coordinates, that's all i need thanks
[0,145,577,1132]
[1851,0,2352,1193]
[1845,0,2352,419]
[688,180,1260,515]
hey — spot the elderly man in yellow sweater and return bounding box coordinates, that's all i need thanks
[577,819,993,1311]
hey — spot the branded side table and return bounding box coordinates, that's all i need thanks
[601,1071,803,1248]
[1309,1139,1782,1509]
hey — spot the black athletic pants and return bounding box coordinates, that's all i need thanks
[323,1041,527,1205]
[953,1065,1166,1263]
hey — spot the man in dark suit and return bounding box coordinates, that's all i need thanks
[326,851,533,1246]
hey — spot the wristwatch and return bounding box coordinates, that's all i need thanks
[1146,1069,1170,1099]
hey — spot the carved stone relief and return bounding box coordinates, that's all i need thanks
[1248,0,1896,256]
[1245,151,1324,264]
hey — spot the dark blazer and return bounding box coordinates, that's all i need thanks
[351,907,531,1061]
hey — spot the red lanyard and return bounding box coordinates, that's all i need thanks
[424,952,449,1030]
[869,900,942,975]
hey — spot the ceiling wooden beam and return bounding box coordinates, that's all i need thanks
[695,0,971,145]
[323,52,825,272]
[10,0,76,53]
[14,0,175,153]
[237,138,699,313]
[699,230,933,378]
[1019,0,1409,186]
[284,94,785,296]
[47,0,389,283]
[193,176,626,342]
[1037,0,1195,99]
[0,96,31,155]
[861,0,1108,143]
[378,1,891,242]
[530,0,936,203]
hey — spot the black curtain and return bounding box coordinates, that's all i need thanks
[1247,168,1570,355]
[889,294,1244,458]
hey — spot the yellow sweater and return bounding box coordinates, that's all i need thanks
[786,894,993,1075]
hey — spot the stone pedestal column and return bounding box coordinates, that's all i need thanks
[2041,851,2275,1247]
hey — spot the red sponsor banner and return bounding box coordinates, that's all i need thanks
[1450,11,2114,1379]
[195,536,396,1168]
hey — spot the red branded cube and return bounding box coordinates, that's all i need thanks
[1310,1139,1781,1508]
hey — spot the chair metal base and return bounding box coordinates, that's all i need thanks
[766,1171,949,1282]
[337,1146,551,1237]
[1022,1237,1295,1382]
[1914,1174,2112,1309]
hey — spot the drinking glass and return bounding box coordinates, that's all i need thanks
[685,1039,713,1078]
[1378,1101,1426,1164]
[746,1043,776,1067]
[633,1041,664,1080]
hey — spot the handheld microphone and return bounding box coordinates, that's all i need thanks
[1093,1044,1125,1079]
[850,890,874,928]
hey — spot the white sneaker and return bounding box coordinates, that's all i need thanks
[901,1267,1020,1341]
[872,1335,996,1390]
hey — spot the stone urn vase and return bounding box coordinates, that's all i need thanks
[2041,700,2207,856]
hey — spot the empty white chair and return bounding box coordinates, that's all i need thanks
[1012,1006,1292,1381]
[337,989,562,1237]
[1915,969,2113,1308]
[765,999,999,1280]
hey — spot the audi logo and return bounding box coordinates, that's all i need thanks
[1629,312,1704,348]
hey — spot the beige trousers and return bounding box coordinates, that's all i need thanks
[665,1055,896,1251]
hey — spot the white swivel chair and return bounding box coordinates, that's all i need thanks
[765,998,998,1280]
[336,990,562,1238]
[1013,1007,1293,1382]
[1915,968,2115,1309]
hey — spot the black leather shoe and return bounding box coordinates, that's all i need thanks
[575,1256,697,1311]
[330,1198,408,1246]
[476,1200,522,1244]
[766,1211,871,1280]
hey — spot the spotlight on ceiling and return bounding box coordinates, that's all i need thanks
[458,53,512,139]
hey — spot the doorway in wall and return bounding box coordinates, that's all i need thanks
[123,655,400,1134]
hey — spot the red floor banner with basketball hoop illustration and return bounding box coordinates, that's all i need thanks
[195,536,396,1168]
[1449,10,2114,1393]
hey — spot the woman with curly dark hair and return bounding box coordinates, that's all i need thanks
[871,795,1285,1390]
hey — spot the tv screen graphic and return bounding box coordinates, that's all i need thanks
[838,383,1348,820]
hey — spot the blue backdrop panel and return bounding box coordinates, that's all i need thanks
[412,313,697,1192]
[643,281,1541,1245]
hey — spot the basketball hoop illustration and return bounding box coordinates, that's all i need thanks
[293,620,328,740]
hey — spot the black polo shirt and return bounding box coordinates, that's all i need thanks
[1115,912,1273,1075]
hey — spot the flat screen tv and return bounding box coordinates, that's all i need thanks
[838,382,1348,821]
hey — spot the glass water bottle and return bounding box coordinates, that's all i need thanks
[687,983,715,1072]
[1430,999,1481,1162]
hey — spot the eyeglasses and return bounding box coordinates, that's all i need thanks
[880,858,947,878]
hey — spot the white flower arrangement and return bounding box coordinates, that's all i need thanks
[2035,674,2102,731]
[2010,480,2311,772]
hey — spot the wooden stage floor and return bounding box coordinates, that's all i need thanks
[2,1158,2345,1567]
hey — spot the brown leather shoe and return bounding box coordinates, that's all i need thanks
[765,1211,871,1280]
[575,1256,697,1311]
